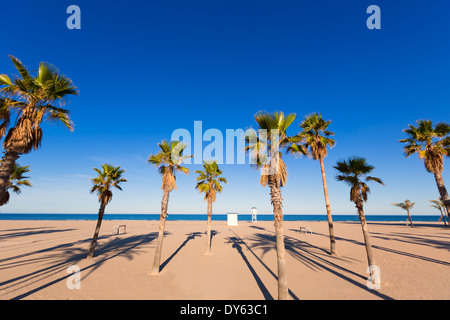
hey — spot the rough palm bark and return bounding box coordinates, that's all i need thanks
[355,201,376,268]
[151,188,170,274]
[204,197,213,255]
[433,171,450,221]
[268,173,289,300]
[0,150,21,200]
[87,200,107,259]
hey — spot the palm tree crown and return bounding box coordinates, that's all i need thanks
[0,55,78,154]
[334,156,384,204]
[298,112,335,160]
[400,120,450,174]
[245,111,303,187]
[90,164,127,204]
[392,200,415,212]
[148,140,192,192]
[195,160,228,202]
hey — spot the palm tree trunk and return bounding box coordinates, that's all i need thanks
[319,157,338,256]
[87,200,107,259]
[151,188,170,274]
[269,175,289,300]
[204,197,213,255]
[406,210,414,227]
[438,208,448,226]
[433,171,450,221]
[355,202,376,268]
[0,150,20,202]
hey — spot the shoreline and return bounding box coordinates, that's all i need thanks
[0,213,443,223]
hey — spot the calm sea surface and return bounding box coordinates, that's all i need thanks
[0,213,442,222]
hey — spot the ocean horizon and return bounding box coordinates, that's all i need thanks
[0,213,442,222]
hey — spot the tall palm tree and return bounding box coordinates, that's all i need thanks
[0,162,31,206]
[244,111,303,300]
[195,160,228,255]
[0,55,77,203]
[400,120,450,220]
[334,156,384,279]
[391,200,415,227]
[148,140,192,274]
[296,112,338,256]
[428,199,448,226]
[87,164,127,259]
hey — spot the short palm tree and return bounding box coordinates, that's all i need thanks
[0,55,77,203]
[428,199,448,226]
[400,120,450,220]
[195,160,227,255]
[148,140,192,274]
[297,112,338,256]
[87,164,127,259]
[334,156,384,278]
[244,111,303,300]
[391,200,415,227]
[0,162,31,206]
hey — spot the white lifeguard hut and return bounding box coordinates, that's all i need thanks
[251,207,257,223]
[227,212,239,226]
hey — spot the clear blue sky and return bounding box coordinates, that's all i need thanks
[1,0,449,215]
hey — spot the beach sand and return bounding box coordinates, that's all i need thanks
[0,219,449,300]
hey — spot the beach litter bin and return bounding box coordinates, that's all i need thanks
[227,213,238,226]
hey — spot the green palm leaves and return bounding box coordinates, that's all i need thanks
[392,200,415,227]
[195,160,227,202]
[400,120,450,174]
[90,164,127,204]
[392,200,415,211]
[148,140,192,192]
[401,120,450,215]
[0,55,78,153]
[0,163,32,206]
[245,111,300,187]
[297,113,335,160]
[87,164,126,259]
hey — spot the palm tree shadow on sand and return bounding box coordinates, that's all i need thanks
[248,232,393,300]
[159,232,202,272]
[225,235,274,300]
[2,232,159,300]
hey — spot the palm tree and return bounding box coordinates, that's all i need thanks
[0,162,31,206]
[0,55,77,203]
[334,156,384,278]
[296,112,338,256]
[428,199,448,226]
[391,200,415,227]
[400,120,450,220]
[148,140,192,274]
[195,160,228,255]
[244,111,303,300]
[87,164,127,259]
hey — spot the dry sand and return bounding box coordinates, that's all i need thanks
[0,219,449,300]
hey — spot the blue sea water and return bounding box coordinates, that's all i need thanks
[0,213,442,222]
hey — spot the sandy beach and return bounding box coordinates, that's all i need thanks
[0,219,449,300]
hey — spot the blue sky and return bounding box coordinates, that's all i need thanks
[1,0,449,215]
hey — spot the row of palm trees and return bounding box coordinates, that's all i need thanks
[392,199,449,227]
[1,56,449,300]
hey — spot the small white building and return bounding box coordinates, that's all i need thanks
[227,213,238,226]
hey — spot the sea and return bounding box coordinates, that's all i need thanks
[0,213,442,222]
